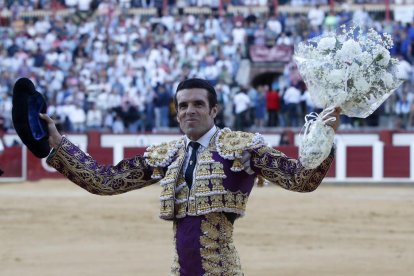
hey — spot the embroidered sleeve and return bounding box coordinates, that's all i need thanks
[250,145,335,192]
[46,137,157,195]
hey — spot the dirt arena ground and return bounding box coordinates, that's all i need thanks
[1,180,413,276]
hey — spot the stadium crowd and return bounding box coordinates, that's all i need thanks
[0,0,413,136]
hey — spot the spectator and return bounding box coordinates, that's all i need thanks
[233,88,251,131]
[307,4,324,30]
[112,114,125,133]
[276,32,293,46]
[86,102,103,130]
[154,84,171,129]
[265,85,280,127]
[0,2,411,133]
[395,92,411,129]
[324,11,339,32]
[283,84,302,127]
[267,14,282,38]
[353,6,371,27]
[121,101,141,133]
[71,103,87,133]
[254,85,266,128]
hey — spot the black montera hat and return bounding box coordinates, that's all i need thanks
[12,78,50,158]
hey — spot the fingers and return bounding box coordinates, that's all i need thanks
[322,107,341,132]
[39,113,54,124]
[39,113,63,148]
[329,107,341,132]
[241,151,254,175]
[242,151,251,166]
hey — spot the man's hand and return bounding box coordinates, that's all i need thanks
[323,107,341,132]
[241,151,254,175]
[39,113,63,149]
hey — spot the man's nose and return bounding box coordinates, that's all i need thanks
[186,104,196,114]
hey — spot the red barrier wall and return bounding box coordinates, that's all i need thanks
[1,133,412,181]
[0,147,23,177]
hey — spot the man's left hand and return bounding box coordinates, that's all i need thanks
[324,107,341,132]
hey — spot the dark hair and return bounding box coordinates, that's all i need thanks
[174,78,218,109]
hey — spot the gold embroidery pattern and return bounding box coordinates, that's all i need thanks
[251,146,334,192]
[144,138,185,179]
[159,133,252,220]
[175,191,248,218]
[195,179,210,194]
[160,148,186,220]
[175,178,189,219]
[200,213,243,275]
[211,178,226,193]
[170,222,180,276]
[224,193,236,209]
[47,137,155,195]
[216,128,265,172]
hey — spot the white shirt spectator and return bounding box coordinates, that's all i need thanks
[34,19,51,35]
[396,59,412,81]
[112,116,125,134]
[78,0,92,11]
[395,98,411,115]
[106,92,123,110]
[71,105,86,127]
[222,40,237,58]
[232,24,246,45]
[308,6,325,28]
[65,0,78,8]
[353,9,371,27]
[45,50,59,65]
[86,107,103,128]
[161,15,175,31]
[267,17,282,36]
[205,16,220,37]
[233,92,250,114]
[201,63,219,81]
[276,33,293,46]
[283,86,302,104]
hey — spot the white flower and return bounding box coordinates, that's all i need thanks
[327,69,346,85]
[359,52,373,67]
[294,24,403,170]
[337,39,363,63]
[318,37,336,52]
[374,47,390,67]
[354,76,370,92]
[294,24,403,118]
[347,63,361,77]
[382,72,394,88]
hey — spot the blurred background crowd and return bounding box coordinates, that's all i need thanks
[0,0,413,135]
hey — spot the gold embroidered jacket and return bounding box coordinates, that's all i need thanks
[46,128,334,221]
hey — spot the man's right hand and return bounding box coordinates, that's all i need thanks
[39,113,62,149]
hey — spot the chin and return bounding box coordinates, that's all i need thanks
[185,128,202,139]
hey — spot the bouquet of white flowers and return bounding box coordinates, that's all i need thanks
[294,24,403,169]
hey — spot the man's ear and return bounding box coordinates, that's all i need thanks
[210,105,218,118]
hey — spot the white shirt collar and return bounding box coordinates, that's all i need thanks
[185,125,217,150]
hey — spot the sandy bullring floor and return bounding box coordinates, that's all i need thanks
[0,180,413,276]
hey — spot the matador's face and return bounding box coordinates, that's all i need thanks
[176,88,217,141]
